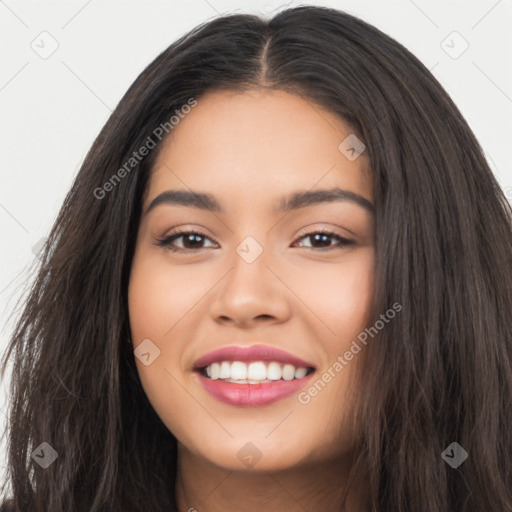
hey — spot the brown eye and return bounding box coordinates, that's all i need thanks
[293,230,355,250]
[154,229,355,254]
[154,230,217,253]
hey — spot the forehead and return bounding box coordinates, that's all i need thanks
[145,89,372,210]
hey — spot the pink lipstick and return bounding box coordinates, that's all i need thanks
[193,344,316,407]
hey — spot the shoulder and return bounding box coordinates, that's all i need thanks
[0,499,15,512]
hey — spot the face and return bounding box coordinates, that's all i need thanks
[128,89,374,472]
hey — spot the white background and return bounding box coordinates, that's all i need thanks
[1,0,511,491]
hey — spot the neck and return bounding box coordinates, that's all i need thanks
[174,443,370,512]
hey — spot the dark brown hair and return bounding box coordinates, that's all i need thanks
[1,5,511,511]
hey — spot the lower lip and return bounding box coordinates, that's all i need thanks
[195,371,315,407]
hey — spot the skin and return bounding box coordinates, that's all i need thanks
[128,88,374,512]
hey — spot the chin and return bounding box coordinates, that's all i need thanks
[192,438,314,473]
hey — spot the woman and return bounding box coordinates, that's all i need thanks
[1,5,511,511]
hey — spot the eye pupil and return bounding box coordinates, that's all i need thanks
[311,233,331,247]
[184,234,203,248]
[158,229,353,253]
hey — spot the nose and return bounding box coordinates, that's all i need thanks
[209,243,291,328]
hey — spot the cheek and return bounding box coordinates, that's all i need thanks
[292,249,374,341]
[128,247,374,350]
[127,252,197,429]
[128,252,197,341]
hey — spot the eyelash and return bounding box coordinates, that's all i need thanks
[154,228,355,253]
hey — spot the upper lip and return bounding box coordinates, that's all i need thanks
[193,344,316,370]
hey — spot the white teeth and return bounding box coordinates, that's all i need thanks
[204,360,311,382]
[294,367,308,379]
[282,364,295,381]
[219,361,231,379]
[267,362,282,380]
[247,362,267,380]
[210,362,220,380]
[231,361,247,380]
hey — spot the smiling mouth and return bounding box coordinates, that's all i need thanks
[197,360,316,384]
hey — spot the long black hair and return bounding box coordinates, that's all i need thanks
[1,5,511,511]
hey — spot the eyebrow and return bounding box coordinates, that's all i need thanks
[144,187,374,216]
